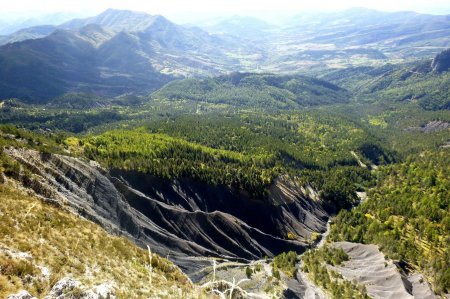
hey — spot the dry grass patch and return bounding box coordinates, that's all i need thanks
[0,184,201,298]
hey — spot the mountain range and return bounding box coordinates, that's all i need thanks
[0,9,260,102]
[0,7,449,103]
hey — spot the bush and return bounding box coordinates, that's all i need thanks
[271,251,298,278]
[246,266,252,278]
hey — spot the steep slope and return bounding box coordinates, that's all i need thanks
[0,184,197,298]
[0,9,163,46]
[320,49,450,110]
[0,25,173,103]
[0,10,265,102]
[329,150,450,294]
[0,29,98,101]
[0,25,56,46]
[4,147,329,275]
[331,242,437,299]
[302,242,439,299]
[431,48,450,73]
[60,9,260,75]
[61,8,166,32]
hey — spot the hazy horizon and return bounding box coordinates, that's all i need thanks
[1,0,450,24]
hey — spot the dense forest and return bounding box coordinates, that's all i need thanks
[81,108,390,201]
[144,111,397,168]
[153,73,350,109]
[83,129,276,197]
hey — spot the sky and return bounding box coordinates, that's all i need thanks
[1,0,450,23]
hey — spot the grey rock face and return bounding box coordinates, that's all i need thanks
[405,121,450,133]
[90,282,116,299]
[408,274,438,299]
[331,242,437,299]
[44,278,81,298]
[43,278,116,299]
[431,48,450,73]
[5,148,328,274]
[7,290,37,299]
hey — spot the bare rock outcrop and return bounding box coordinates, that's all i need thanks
[406,121,450,133]
[7,291,37,299]
[331,242,437,299]
[44,278,82,299]
[4,148,329,275]
[43,278,116,299]
[431,48,450,73]
[408,274,438,299]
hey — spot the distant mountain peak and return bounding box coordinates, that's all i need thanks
[102,8,129,13]
[149,14,171,24]
[97,8,152,19]
[60,8,157,32]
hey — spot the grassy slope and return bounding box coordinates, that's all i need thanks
[0,184,200,298]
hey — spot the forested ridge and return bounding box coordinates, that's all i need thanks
[321,57,450,110]
[83,129,276,197]
[80,108,389,200]
[153,73,350,109]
